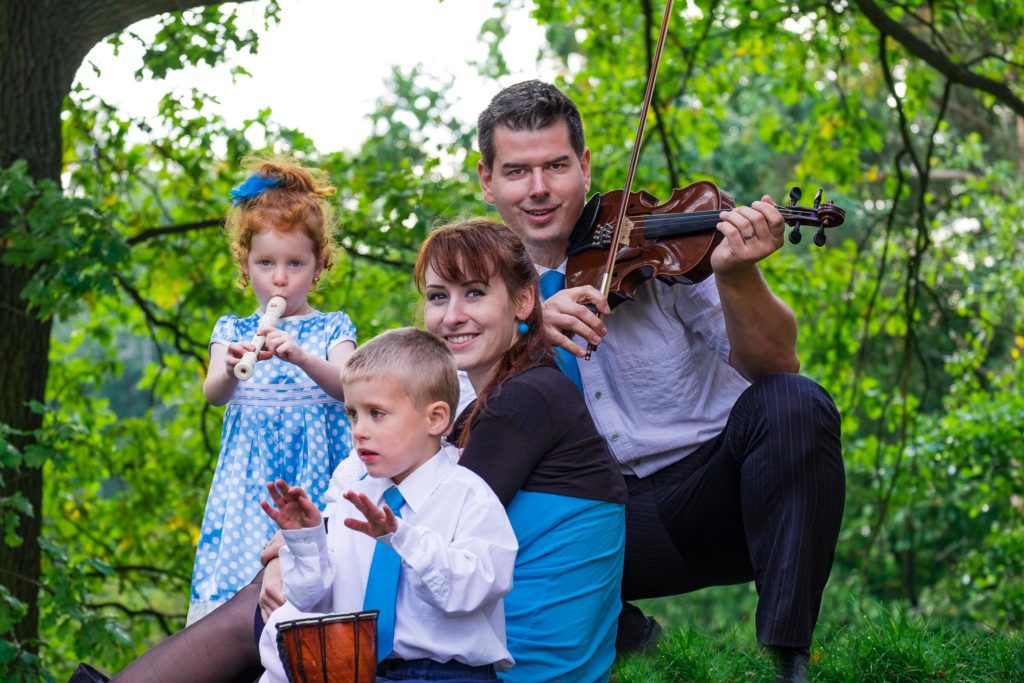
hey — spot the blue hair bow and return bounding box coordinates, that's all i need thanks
[230,174,285,206]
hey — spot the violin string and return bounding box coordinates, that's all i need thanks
[627,207,818,226]
[615,207,821,237]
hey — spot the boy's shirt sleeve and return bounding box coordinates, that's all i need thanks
[383,483,517,615]
[280,520,335,611]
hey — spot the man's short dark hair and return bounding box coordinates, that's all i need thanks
[477,80,585,170]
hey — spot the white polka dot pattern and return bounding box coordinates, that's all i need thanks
[189,310,356,617]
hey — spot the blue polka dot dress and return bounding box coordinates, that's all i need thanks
[187,309,355,624]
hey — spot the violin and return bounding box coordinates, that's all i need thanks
[565,0,845,353]
[565,183,845,309]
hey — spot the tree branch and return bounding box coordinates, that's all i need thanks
[126,219,224,246]
[853,0,1024,117]
[88,601,181,636]
[72,1,256,53]
[114,273,207,364]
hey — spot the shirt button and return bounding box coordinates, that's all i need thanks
[595,391,603,399]
[611,433,620,441]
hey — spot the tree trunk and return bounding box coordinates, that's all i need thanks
[1,0,69,649]
[0,0,250,649]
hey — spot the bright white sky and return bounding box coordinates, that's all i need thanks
[76,0,553,153]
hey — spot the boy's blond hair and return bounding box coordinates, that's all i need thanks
[341,328,459,427]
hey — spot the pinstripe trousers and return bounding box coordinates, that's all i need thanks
[618,373,845,649]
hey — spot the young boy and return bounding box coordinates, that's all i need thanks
[257,327,517,682]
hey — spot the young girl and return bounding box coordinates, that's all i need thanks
[187,159,356,625]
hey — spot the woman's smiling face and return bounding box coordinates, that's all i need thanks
[422,264,531,390]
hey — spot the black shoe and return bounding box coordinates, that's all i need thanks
[772,647,809,683]
[67,663,110,683]
[615,614,663,656]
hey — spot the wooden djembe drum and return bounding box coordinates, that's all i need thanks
[276,610,378,683]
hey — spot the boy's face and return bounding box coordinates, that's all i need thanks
[343,376,449,484]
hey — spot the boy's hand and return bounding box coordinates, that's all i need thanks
[261,480,322,530]
[342,491,399,538]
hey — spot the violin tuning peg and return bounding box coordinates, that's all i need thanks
[813,226,827,247]
[789,226,803,244]
[813,188,823,210]
[789,186,802,206]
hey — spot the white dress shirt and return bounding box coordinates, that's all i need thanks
[541,263,750,478]
[259,445,517,682]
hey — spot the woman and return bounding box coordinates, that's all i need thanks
[89,219,626,683]
[416,218,627,681]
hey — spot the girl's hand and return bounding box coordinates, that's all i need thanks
[262,328,307,366]
[342,491,399,538]
[223,341,271,375]
[261,480,322,530]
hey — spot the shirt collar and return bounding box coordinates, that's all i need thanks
[535,259,568,276]
[371,443,458,515]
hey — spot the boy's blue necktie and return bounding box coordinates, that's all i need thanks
[362,486,406,662]
[539,270,584,392]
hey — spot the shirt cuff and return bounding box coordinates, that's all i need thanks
[376,519,408,550]
[282,522,328,558]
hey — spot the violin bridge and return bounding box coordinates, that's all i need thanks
[593,219,635,248]
[619,218,634,247]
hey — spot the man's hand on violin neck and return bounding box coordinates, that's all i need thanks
[710,196,786,276]
[541,285,610,357]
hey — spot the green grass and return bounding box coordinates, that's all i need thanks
[612,590,1024,682]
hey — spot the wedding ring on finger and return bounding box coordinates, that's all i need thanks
[742,232,755,242]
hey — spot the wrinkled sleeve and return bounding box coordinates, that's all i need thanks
[210,315,239,348]
[325,311,357,353]
[279,521,335,612]
[671,276,731,363]
[384,486,517,615]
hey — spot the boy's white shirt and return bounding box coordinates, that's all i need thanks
[259,444,517,682]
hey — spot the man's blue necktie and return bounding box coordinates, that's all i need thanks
[539,270,584,392]
[362,486,406,662]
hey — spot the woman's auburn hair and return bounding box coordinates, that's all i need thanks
[414,218,554,445]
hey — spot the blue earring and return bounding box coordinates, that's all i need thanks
[517,321,529,334]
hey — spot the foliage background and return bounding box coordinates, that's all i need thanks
[1,0,1022,679]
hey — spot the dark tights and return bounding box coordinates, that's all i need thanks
[111,571,265,683]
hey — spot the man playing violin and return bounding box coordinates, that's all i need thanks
[475,80,844,683]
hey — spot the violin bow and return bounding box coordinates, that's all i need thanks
[587,0,674,360]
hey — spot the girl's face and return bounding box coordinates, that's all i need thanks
[422,264,533,390]
[243,228,322,317]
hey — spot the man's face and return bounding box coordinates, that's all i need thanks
[478,121,591,268]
